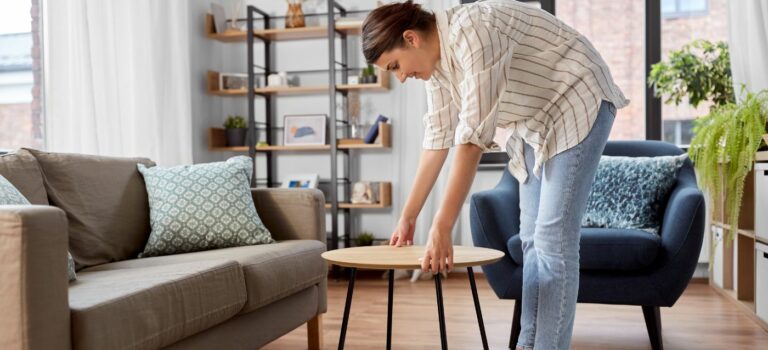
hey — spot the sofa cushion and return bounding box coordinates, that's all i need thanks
[70,260,246,350]
[582,154,687,234]
[84,240,326,314]
[0,149,48,205]
[25,148,155,269]
[507,227,661,271]
[137,156,274,258]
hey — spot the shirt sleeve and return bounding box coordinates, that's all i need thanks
[422,74,459,150]
[453,17,512,151]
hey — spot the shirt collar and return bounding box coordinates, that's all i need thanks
[434,10,452,74]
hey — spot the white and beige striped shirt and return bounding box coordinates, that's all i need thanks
[424,0,629,183]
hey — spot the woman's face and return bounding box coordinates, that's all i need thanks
[374,30,439,83]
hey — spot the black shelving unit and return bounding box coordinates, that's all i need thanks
[235,1,385,252]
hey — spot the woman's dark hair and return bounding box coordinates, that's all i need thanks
[362,1,436,64]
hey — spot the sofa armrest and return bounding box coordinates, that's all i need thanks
[0,205,70,350]
[251,188,326,242]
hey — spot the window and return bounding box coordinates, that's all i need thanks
[0,0,43,151]
[557,0,646,140]
[660,0,726,147]
[662,0,708,18]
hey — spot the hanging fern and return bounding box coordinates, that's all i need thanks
[689,89,768,244]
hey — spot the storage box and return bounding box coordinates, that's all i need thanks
[756,242,768,323]
[712,225,725,288]
[755,163,768,242]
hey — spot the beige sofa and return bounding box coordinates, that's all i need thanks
[0,149,327,350]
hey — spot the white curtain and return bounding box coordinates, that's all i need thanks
[44,0,193,166]
[728,1,768,94]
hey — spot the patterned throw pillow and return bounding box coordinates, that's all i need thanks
[1,175,77,282]
[581,154,688,234]
[137,156,274,258]
[0,174,31,205]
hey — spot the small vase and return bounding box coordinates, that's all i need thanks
[285,3,305,29]
[226,128,247,147]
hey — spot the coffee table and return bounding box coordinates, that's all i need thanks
[321,245,504,350]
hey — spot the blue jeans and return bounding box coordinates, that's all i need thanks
[516,100,616,350]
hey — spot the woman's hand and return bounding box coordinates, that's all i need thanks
[390,216,416,246]
[421,223,453,274]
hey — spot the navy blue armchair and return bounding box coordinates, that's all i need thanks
[470,141,705,350]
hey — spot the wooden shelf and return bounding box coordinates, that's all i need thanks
[208,122,391,152]
[712,221,756,239]
[255,85,329,95]
[324,182,392,209]
[205,14,362,42]
[207,71,390,96]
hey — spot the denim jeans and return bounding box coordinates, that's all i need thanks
[516,100,616,350]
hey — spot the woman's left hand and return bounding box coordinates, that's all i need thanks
[421,223,454,274]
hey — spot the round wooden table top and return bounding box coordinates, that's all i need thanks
[321,245,505,270]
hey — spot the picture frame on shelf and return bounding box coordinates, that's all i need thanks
[351,181,380,204]
[281,173,319,189]
[219,73,251,91]
[210,3,227,34]
[283,114,327,146]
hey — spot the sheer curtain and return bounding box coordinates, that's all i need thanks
[728,1,768,93]
[43,0,193,166]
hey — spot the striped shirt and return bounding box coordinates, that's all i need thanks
[424,0,629,183]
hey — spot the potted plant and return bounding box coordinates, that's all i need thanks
[360,64,378,84]
[355,231,375,247]
[648,39,768,247]
[224,115,247,147]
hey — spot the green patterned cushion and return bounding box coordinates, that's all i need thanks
[1,175,77,281]
[581,154,688,234]
[0,174,31,205]
[137,156,274,258]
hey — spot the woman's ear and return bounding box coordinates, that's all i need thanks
[402,30,420,48]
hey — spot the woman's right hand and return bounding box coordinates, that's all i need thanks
[390,216,416,246]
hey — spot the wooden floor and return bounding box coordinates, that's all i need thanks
[263,272,768,350]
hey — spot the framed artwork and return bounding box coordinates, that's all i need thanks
[283,114,327,146]
[280,173,319,189]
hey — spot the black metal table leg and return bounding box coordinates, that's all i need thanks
[338,267,357,350]
[468,267,489,350]
[435,273,448,350]
[387,269,394,350]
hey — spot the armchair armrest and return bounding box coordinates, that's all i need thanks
[0,205,70,350]
[653,184,706,305]
[251,188,326,242]
[659,185,706,263]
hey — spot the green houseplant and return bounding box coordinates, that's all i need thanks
[224,115,247,147]
[355,231,375,247]
[360,64,377,84]
[648,40,768,246]
[648,39,734,108]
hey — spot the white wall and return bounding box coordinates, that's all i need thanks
[187,0,506,242]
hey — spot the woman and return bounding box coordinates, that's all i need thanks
[362,1,627,349]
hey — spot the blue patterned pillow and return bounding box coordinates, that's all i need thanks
[1,175,77,281]
[137,156,274,258]
[581,154,688,234]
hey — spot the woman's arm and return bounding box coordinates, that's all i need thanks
[390,148,449,246]
[422,143,483,273]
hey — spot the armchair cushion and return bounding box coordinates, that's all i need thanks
[582,154,688,234]
[507,227,661,271]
